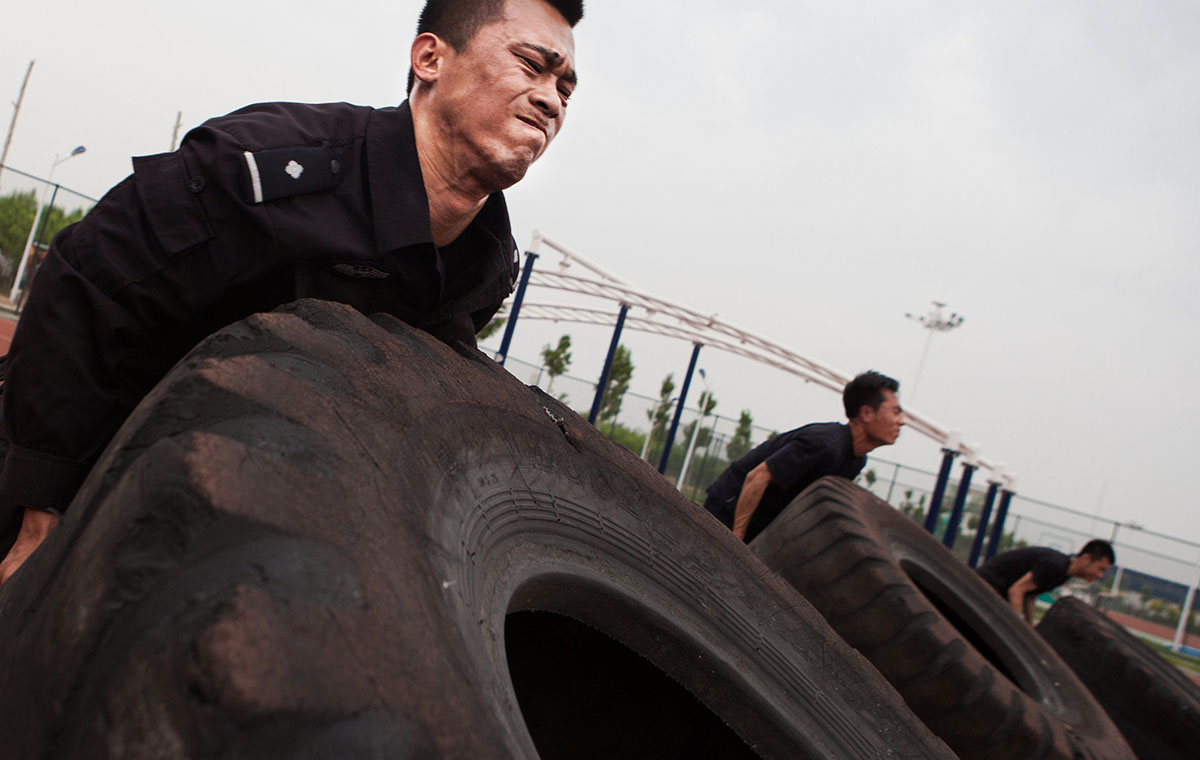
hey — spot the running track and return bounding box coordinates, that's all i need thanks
[0,314,14,355]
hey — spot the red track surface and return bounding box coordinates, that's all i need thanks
[1103,609,1200,686]
[0,314,15,355]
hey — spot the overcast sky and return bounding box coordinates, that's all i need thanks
[3,2,1199,568]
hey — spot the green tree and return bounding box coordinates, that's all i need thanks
[642,372,675,460]
[476,303,507,342]
[679,390,717,455]
[726,410,753,461]
[540,335,572,394]
[0,191,37,284]
[597,345,633,427]
[863,468,877,492]
[0,191,87,289]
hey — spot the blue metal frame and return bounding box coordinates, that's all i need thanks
[588,304,630,424]
[984,489,1015,561]
[923,448,958,535]
[942,462,977,550]
[658,343,702,474]
[968,481,1000,568]
[496,251,537,365]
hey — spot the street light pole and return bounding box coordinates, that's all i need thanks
[676,368,710,491]
[10,145,86,304]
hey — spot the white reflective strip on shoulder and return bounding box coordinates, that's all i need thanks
[243,151,264,204]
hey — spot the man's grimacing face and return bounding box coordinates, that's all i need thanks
[430,0,576,189]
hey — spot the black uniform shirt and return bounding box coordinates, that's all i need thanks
[0,100,518,516]
[705,422,865,542]
[977,547,1071,599]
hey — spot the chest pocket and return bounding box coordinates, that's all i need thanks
[132,151,215,255]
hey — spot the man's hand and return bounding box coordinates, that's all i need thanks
[0,509,59,585]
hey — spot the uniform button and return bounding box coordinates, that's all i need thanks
[188,175,206,193]
[330,159,342,175]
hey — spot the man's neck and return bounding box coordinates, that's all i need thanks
[412,107,489,247]
[1066,555,1088,578]
[848,419,876,457]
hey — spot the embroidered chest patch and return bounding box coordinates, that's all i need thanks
[243,146,342,203]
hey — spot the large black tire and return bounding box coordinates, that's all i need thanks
[1037,596,1200,760]
[0,300,954,760]
[752,476,1135,760]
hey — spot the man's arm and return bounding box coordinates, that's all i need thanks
[0,509,58,584]
[1007,571,1039,623]
[731,462,773,541]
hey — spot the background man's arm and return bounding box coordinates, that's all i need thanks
[731,462,773,541]
[1007,571,1039,623]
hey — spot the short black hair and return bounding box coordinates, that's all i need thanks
[407,0,584,92]
[1078,539,1115,564]
[843,371,900,419]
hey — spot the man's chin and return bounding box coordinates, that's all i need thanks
[482,154,537,191]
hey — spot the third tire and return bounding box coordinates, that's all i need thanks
[751,475,1134,760]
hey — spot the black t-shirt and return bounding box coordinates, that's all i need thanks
[705,422,865,542]
[977,547,1071,599]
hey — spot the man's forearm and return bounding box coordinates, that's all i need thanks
[1008,589,1025,618]
[731,478,768,541]
[0,509,59,585]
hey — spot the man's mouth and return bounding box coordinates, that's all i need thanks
[516,115,548,136]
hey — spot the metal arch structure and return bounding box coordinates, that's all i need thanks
[509,231,1007,485]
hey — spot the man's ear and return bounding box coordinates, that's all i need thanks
[411,32,448,86]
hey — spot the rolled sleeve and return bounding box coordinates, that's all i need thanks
[0,443,92,515]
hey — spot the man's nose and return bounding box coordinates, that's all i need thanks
[531,82,561,119]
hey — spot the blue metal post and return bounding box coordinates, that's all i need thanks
[588,304,630,424]
[923,448,958,535]
[968,481,1000,568]
[658,343,702,474]
[496,251,537,365]
[942,462,977,550]
[985,489,1016,561]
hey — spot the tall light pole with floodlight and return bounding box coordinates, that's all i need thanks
[10,145,86,305]
[905,300,964,402]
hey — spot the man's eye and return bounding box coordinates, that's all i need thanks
[518,55,542,73]
[558,87,573,103]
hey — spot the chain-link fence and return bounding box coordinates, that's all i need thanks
[494,347,1200,651]
[0,164,98,309]
[854,455,1200,649]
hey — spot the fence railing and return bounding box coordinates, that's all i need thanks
[0,164,98,305]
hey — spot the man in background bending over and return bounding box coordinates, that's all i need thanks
[977,540,1114,623]
[704,371,904,543]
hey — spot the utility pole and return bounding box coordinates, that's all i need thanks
[0,60,36,193]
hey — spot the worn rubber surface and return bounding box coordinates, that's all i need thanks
[0,300,953,760]
[752,476,1135,760]
[1037,597,1200,760]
